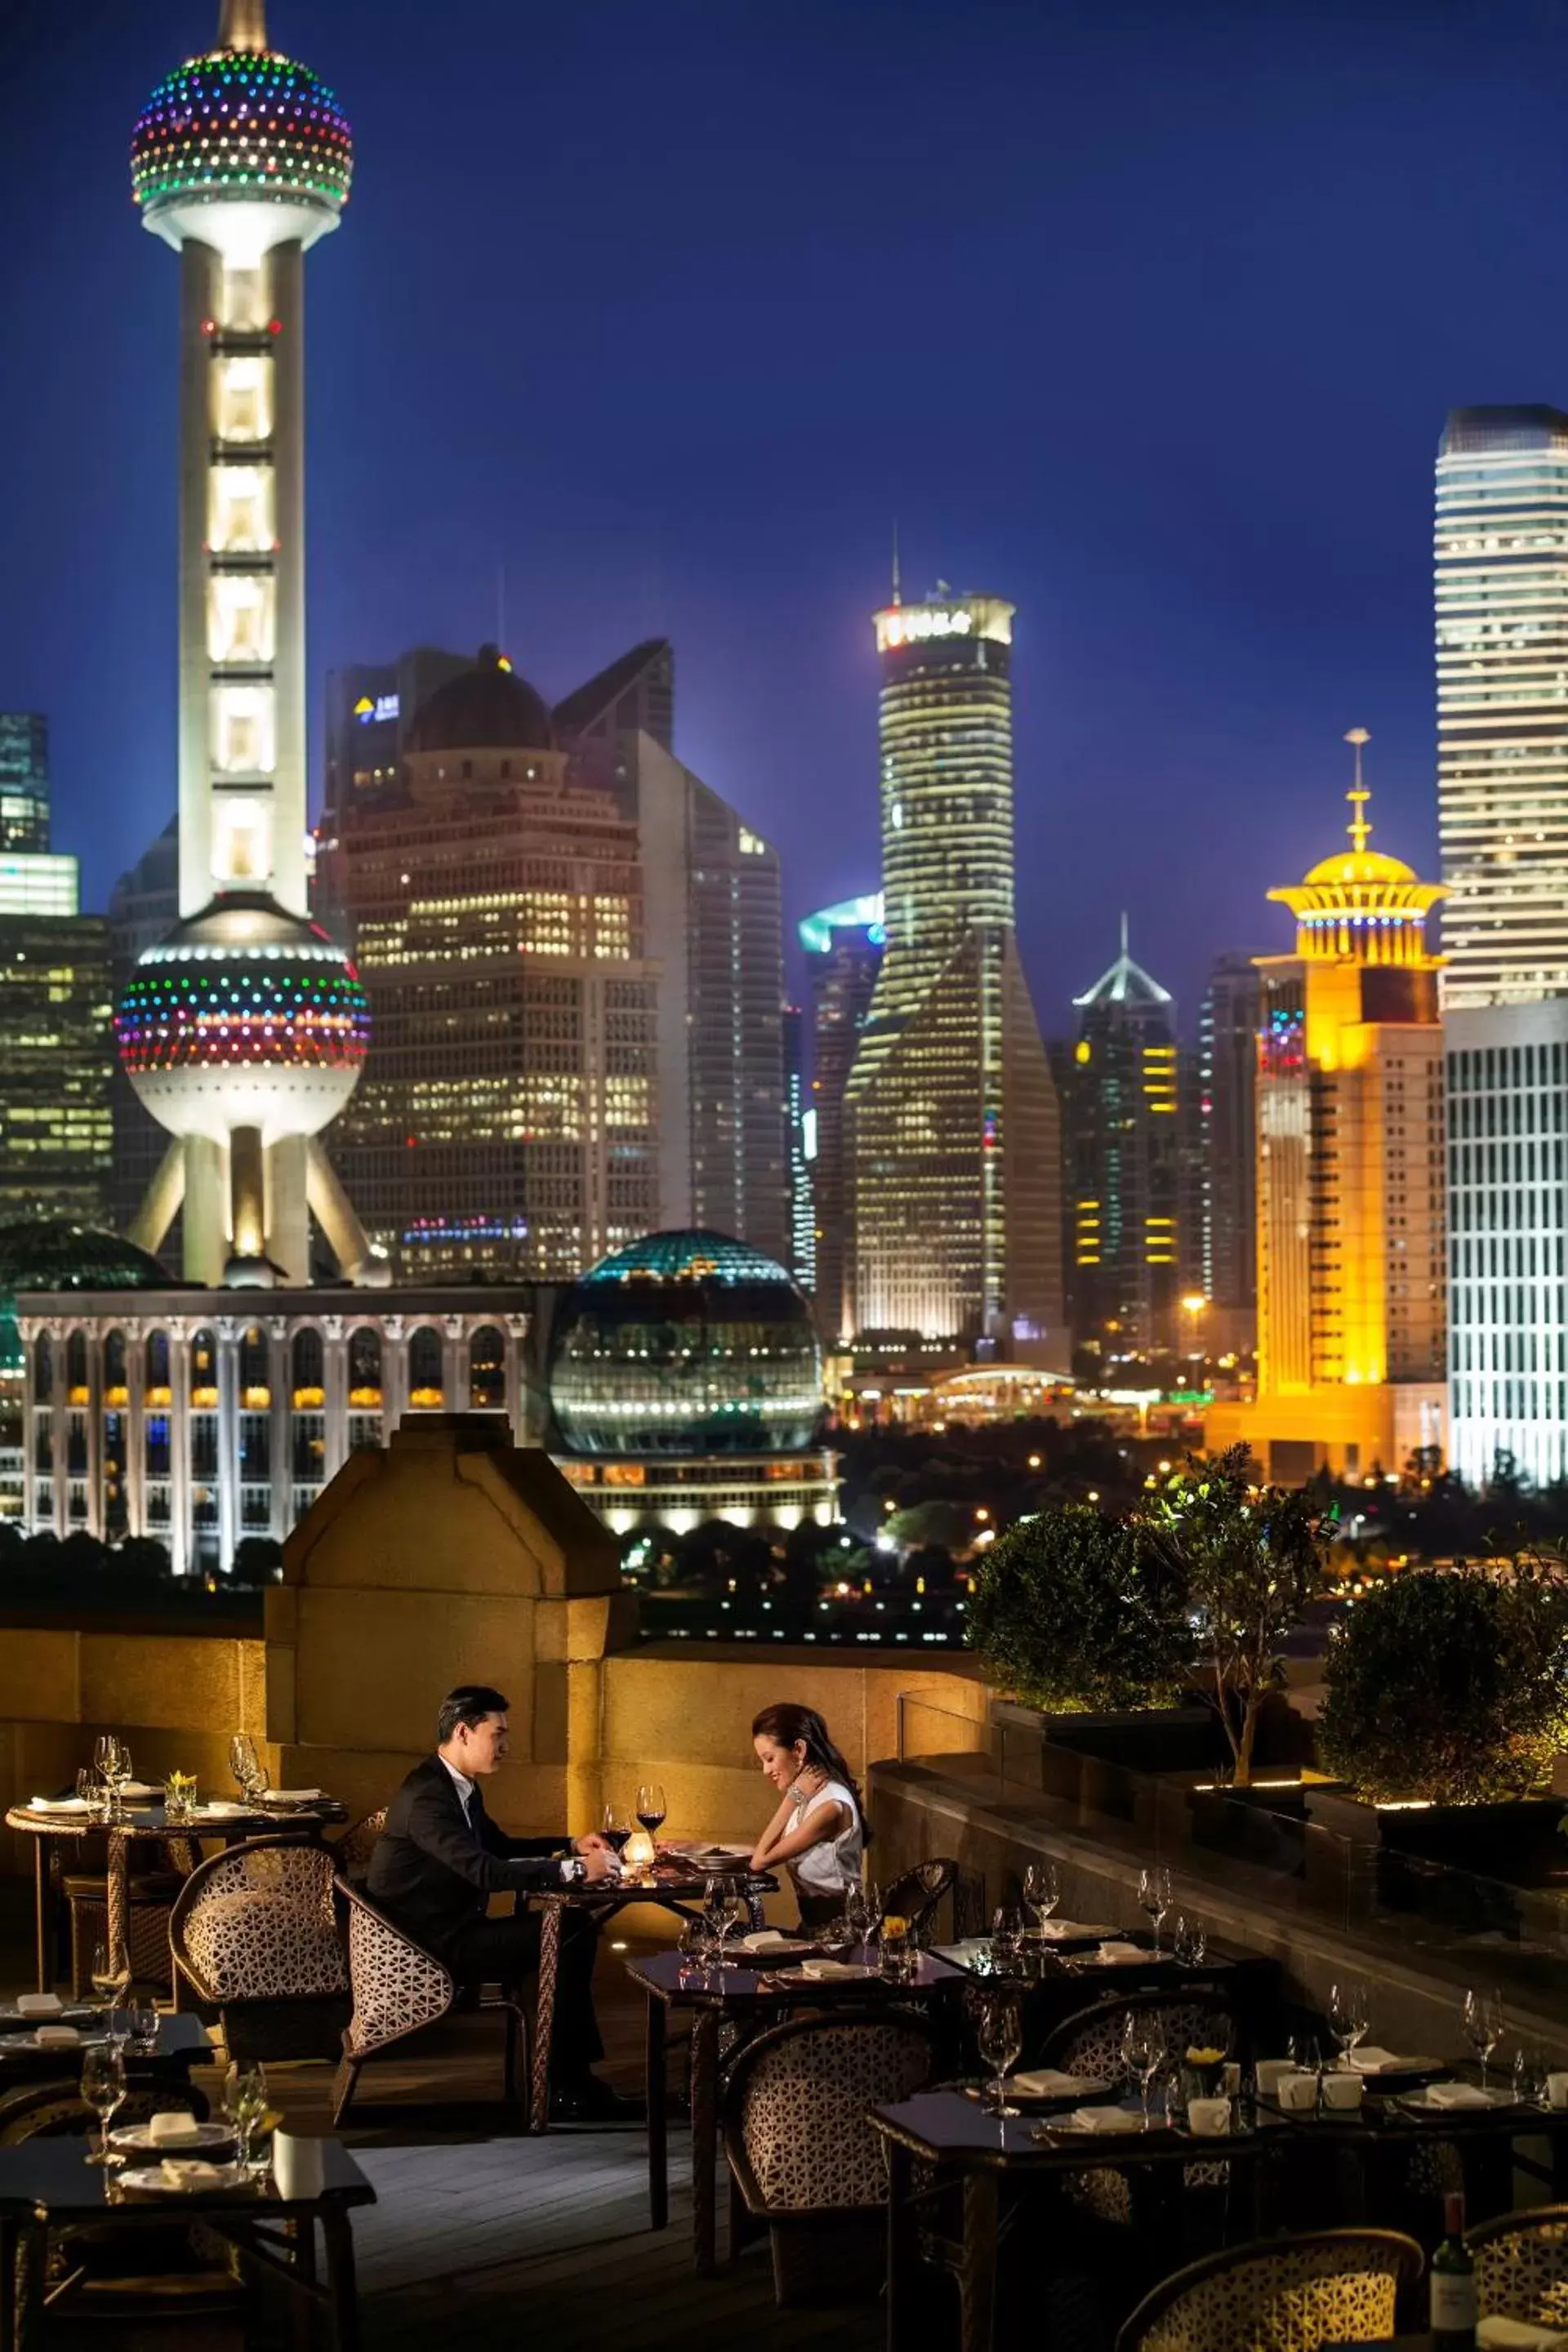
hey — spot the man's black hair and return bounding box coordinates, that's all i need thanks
[437,1686,510,1744]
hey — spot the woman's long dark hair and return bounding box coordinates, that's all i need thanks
[752,1702,867,1841]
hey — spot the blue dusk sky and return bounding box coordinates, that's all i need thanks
[3,0,1567,1029]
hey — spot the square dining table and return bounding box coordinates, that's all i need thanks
[627,1944,965,2276]
[0,2007,209,2088]
[0,2132,375,2352]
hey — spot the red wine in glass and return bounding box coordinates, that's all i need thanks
[637,1782,666,1839]
[602,1806,632,1854]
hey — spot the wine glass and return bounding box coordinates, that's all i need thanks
[1328,1980,1370,2071]
[223,2061,270,2175]
[1138,1867,1173,1955]
[1122,2013,1163,2132]
[1513,2043,1548,2109]
[229,1735,259,1797]
[82,2043,127,2165]
[1023,1863,1060,1933]
[842,1882,873,1952]
[602,1802,632,1857]
[973,1989,1024,2122]
[90,1942,131,2019]
[109,1744,134,1820]
[127,2002,158,2056]
[990,1905,1025,1973]
[676,1917,712,1989]
[1463,1988,1505,2092]
[702,1877,746,1967]
[93,1735,122,1822]
[636,1784,666,1841]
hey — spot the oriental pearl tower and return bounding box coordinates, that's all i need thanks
[117,0,381,1289]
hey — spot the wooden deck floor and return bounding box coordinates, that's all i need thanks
[0,1882,889,2350]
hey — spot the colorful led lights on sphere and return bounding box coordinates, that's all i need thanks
[114,945,369,1080]
[130,51,353,215]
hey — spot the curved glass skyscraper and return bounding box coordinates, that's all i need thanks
[844,592,1062,1350]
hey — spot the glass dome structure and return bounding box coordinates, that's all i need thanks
[0,1222,173,1294]
[550,1230,824,1457]
[131,47,353,226]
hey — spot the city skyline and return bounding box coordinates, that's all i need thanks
[8,0,1568,1027]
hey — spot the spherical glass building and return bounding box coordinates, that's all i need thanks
[550,1230,824,1459]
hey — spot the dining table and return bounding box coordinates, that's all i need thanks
[0,2131,375,2352]
[4,1793,349,1989]
[527,1855,779,2136]
[626,1941,964,2276]
[0,2007,209,2088]
[872,2085,1267,2352]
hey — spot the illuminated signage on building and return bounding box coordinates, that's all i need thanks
[354,694,399,726]
[876,606,973,651]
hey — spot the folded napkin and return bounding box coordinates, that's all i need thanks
[1088,1941,1148,1965]
[1066,2105,1138,2134]
[257,1788,323,1804]
[118,1783,163,1801]
[28,1794,90,1812]
[148,2112,204,2148]
[16,1993,63,2020]
[1423,2080,1494,2109]
[33,2025,80,2048]
[1032,1920,1113,1941]
[793,1958,875,1981]
[736,1930,805,1954]
[1013,2069,1101,2099]
[158,2158,232,2190]
[192,1801,249,1818]
[1478,2319,1568,2350]
[1350,2046,1439,2076]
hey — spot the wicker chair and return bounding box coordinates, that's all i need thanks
[1040,1992,1241,2232]
[0,2077,241,2340]
[875,1857,959,1940]
[1470,2204,1568,2333]
[333,1807,386,1883]
[332,1875,526,2126]
[1116,2227,1424,2351]
[170,1835,348,2062]
[723,2007,939,2305]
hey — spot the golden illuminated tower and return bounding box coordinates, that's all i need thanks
[1207,736,1449,1481]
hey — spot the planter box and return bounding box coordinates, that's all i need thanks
[1306,1785,1565,1873]
[990,1698,1222,1773]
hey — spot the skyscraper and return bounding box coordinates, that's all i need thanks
[800,893,884,1344]
[1208,760,1447,1481]
[1061,920,1183,1364]
[108,820,180,1243]
[558,704,788,1264]
[1437,407,1568,1006]
[323,647,470,820]
[0,715,50,855]
[782,1004,815,1293]
[1199,950,1263,1348]
[317,648,659,1279]
[119,0,376,1290]
[844,590,1062,1348]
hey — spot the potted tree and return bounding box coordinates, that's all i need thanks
[1142,1446,1328,1791]
[966,1503,1204,1802]
[1314,1557,1568,1862]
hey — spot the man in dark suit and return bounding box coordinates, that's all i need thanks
[368,1684,632,2119]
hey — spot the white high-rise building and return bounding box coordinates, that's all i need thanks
[1437,406,1568,1008]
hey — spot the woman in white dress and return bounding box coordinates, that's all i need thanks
[747,1702,866,1931]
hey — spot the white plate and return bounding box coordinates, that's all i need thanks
[27,1796,91,1814]
[0,2030,107,2052]
[109,2121,234,2155]
[118,2163,251,2194]
[1399,2086,1518,2114]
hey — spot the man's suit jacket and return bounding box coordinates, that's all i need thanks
[365,1755,565,1958]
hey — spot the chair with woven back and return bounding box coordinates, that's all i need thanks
[722,2007,940,2305]
[1038,1989,1243,2236]
[875,1857,959,1940]
[0,2075,243,2341]
[332,1807,386,1885]
[1469,2204,1568,2335]
[332,1873,527,2126]
[1115,2226,1425,2350]
[169,1834,349,2063]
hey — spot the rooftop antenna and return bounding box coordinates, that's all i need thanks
[891,521,902,607]
[497,562,506,656]
[1344,726,1372,852]
[1120,909,1129,960]
[218,0,269,52]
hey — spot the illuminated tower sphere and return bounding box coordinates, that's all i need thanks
[123,1,376,1286]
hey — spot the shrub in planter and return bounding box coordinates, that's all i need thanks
[964,1503,1194,1713]
[1142,1446,1328,1789]
[1316,1559,1568,1804]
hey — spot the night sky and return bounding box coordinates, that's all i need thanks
[4,0,1568,1031]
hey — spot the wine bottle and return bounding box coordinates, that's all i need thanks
[1430,2190,1477,2351]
